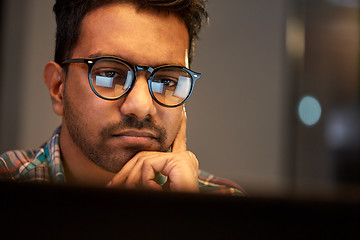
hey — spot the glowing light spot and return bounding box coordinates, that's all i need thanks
[298,95,322,126]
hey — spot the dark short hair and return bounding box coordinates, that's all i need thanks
[53,0,208,65]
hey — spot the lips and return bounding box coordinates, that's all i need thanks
[112,130,157,139]
[110,129,159,146]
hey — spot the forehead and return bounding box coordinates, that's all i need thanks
[74,3,189,67]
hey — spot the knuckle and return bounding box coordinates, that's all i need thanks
[183,151,199,168]
[185,151,196,160]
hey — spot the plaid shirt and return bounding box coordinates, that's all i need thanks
[0,127,245,196]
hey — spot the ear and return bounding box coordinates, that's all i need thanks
[44,61,65,116]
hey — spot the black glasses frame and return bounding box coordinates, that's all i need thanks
[61,56,201,107]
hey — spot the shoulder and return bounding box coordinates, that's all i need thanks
[0,150,38,181]
[198,169,246,196]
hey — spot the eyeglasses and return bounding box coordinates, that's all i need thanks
[61,56,201,107]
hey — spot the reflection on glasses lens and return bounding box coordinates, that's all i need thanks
[90,59,133,99]
[150,67,192,106]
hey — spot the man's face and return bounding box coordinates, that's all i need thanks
[62,3,189,173]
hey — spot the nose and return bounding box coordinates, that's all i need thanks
[119,74,156,120]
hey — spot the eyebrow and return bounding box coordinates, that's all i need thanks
[87,52,185,68]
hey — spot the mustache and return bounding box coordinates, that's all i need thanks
[100,116,167,143]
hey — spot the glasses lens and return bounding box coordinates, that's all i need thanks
[90,59,133,99]
[150,67,192,106]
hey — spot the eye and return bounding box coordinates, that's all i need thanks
[162,79,177,87]
[152,77,177,87]
[94,68,129,80]
[99,71,118,78]
[105,71,116,78]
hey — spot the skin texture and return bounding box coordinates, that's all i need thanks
[44,3,199,192]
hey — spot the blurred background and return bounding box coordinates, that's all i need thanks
[0,0,359,197]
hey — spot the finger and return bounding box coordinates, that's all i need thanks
[124,161,143,189]
[141,152,199,192]
[106,155,140,187]
[172,106,187,152]
[125,152,161,189]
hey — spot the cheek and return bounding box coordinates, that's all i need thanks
[65,75,90,115]
[71,70,94,99]
[161,107,183,144]
[64,71,115,129]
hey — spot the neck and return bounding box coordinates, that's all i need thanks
[59,122,115,187]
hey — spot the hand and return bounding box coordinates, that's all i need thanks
[107,109,199,192]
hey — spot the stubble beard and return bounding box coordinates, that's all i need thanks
[63,90,169,173]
